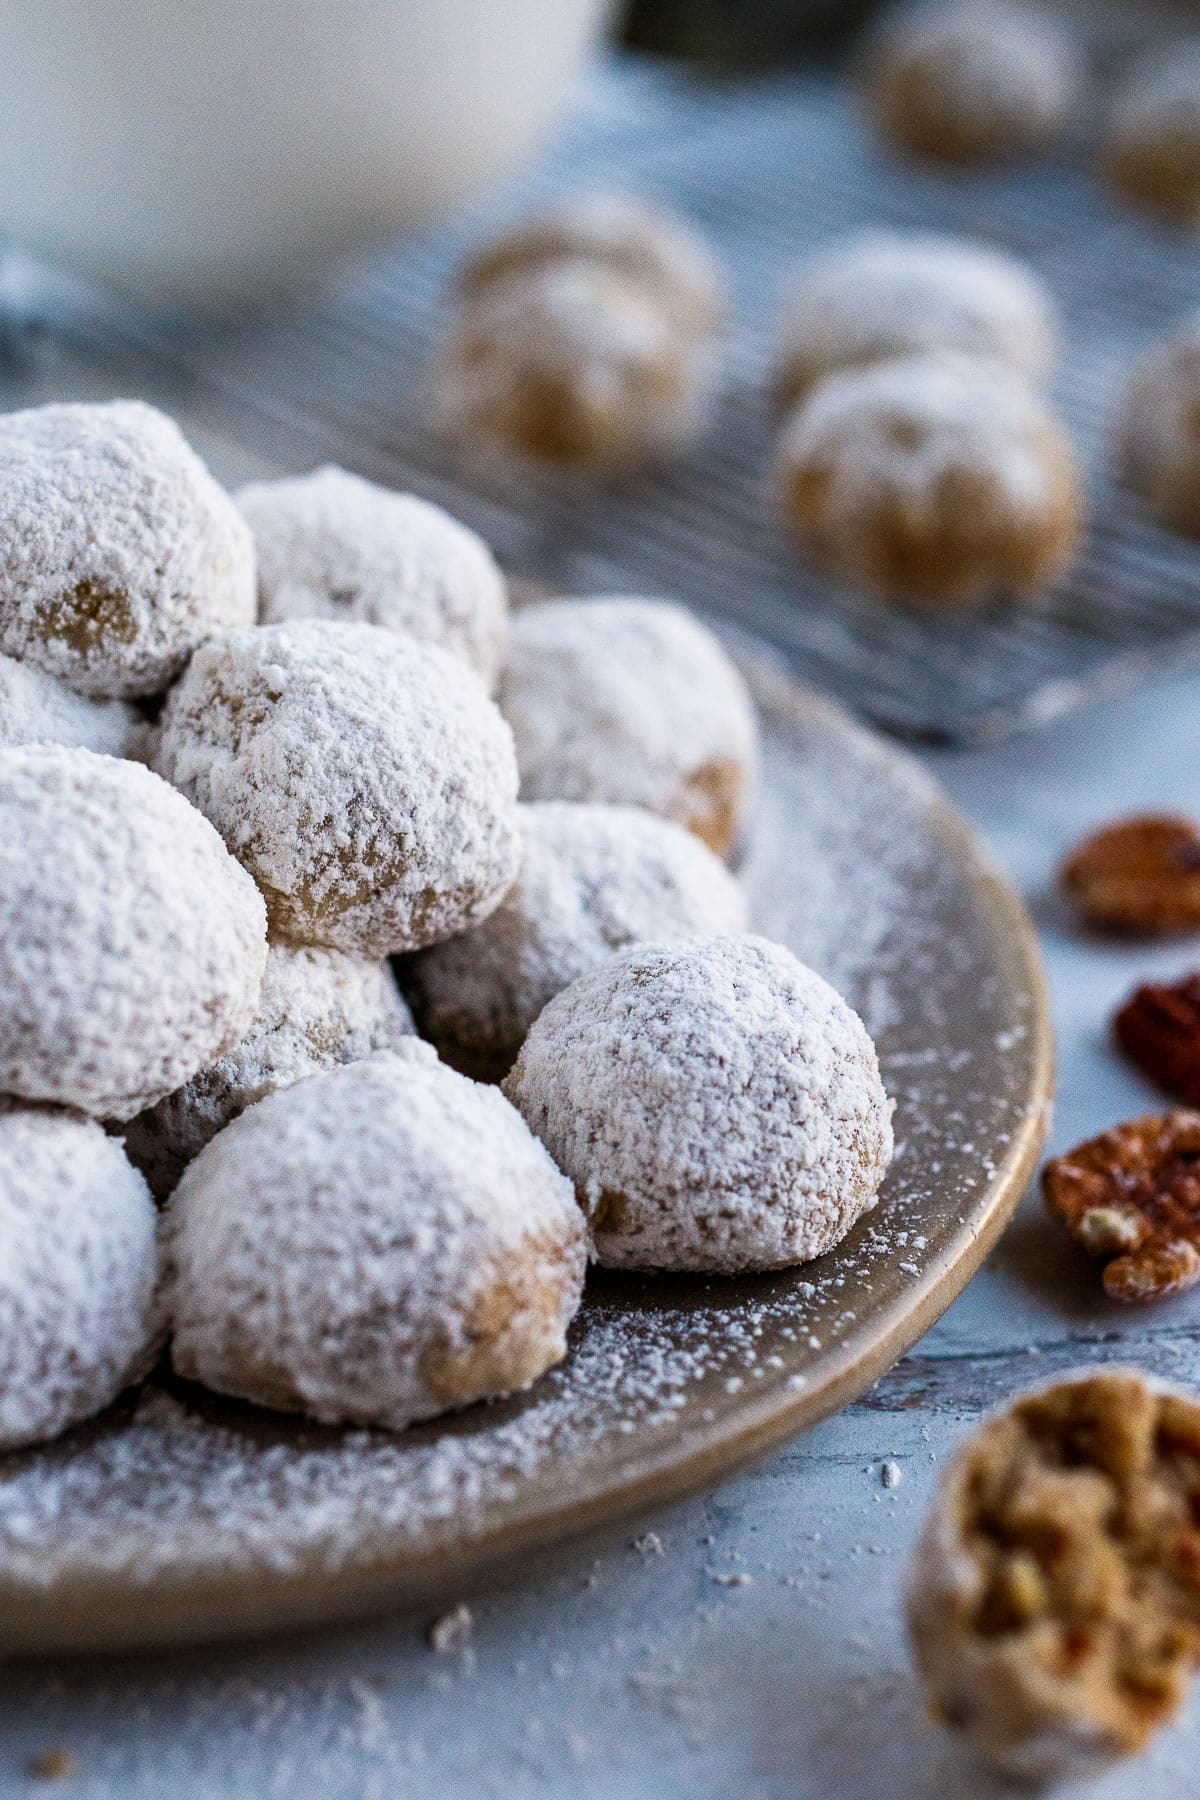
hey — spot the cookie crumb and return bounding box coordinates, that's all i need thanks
[880,1459,903,1488]
[632,1531,664,1558]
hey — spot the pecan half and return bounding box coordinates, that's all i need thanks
[1059,814,1200,935]
[1115,975,1200,1106]
[1043,1112,1200,1301]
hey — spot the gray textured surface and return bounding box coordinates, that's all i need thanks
[4,669,1200,1797]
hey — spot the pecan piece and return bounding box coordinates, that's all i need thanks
[1043,1112,1200,1301]
[1059,814,1200,935]
[1115,975,1200,1106]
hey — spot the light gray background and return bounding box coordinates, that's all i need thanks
[4,671,1200,1798]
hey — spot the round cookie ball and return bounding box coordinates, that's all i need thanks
[437,260,717,474]
[405,801,750,1084]
[237,466,508,687]
[0,745,266,1121]
[1120,315,1200,536]
[124,943,416,1198]
[0,651,142,756]
[498,598,759,859]
[154,619,520,958]
[864,0,1083,165]
[775,231,1058,409]
[775,350,1082,608]
[0,400,255,698]
[458,190,726,337]
[0,1101,161,1450]
[1105,42,1200,231]
[169,1045,587,1429]
[504,935,893,1273]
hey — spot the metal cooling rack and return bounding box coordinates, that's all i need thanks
[2,57,1198,745]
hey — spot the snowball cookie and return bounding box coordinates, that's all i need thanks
[1120,315,1200,536]
[499,598,759,860]
[437,260,718,474]
[458,191,726,338]
[776,350,1082,608]
[906,1370,1200,1782]
[169,1045,587,1429]
[1106,42,1200,231]
[155,619,520,957]
[124,944,416,1198]
[775,232,1058,410]
[0,400,255,698]
[0,650,141,756]
[237,466,508,686]
[0,1102,161,1450]
[864,0,1082,165]
[504,935,893,1273]
[405,802,750,1084]
[0,745,266,1120]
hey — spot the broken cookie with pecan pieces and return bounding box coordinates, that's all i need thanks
[1115,974,1200,1107]
[907,1370,1200,1782]
[1059,814,1200,935]
[1043,1112,1200,1301]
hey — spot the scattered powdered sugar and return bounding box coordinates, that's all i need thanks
[154,619,521,958]
[499,598,759,857]
[437,261,717,474]
[0,399,255,698]
[504,935,893,1273]
[169,1047,587,1431]
[238,466,509,687]
[0,651,142,757]
[869,0,1081,142]
[459,190,726,337]
[123,944,415,1199]
[775,231,1058,404]
[0,745,266,1122]
[404,801,749,1082]
[0,1102,161,1451]
[0,661,1042,1625]
[777,349,1068,539]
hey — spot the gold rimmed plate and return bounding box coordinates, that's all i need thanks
[0,638,1052,1658]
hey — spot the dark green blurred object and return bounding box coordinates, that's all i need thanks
[622,0,880,66]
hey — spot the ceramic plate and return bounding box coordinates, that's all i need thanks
[0,642,1051,1657]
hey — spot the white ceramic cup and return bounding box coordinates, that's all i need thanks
[0,0,614,299]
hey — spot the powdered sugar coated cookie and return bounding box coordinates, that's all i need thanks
[1121,314,1200,537]
[154,619,521,957]
[238,466,508,686]
[438,261,716,474]
[864,0,1083,165]
[405,801,749,1083]
[0,400,254,697]
[125,943,415,1197]
[0,745,266,1121]
[499,598,759,859]
[1106,41,1200,230]
[775,231,1058,408]
[0,1102,161,1450]
[169,1045,587,1429]
[776,349,1081,607]
[504,934,893,1273]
